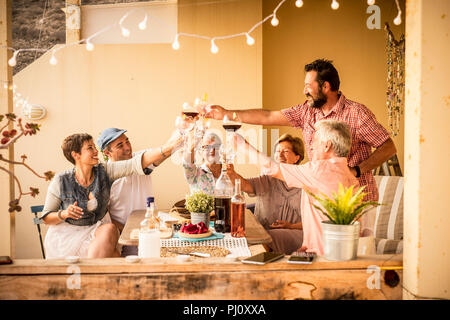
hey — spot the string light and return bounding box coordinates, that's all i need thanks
[393,12,402,25]
[86,40,94,51]
[172,34,180,50]
[121,25,130,37]
[210,39,219,54]
[4,0,404,67]
[331,0,340,10]
[271,14,279,26]
[139,14,148,30]
[245,33,255,46]
[8,50,19,67]
[393,0,402,25]
[49,51,57,65]
[295,0,304,8]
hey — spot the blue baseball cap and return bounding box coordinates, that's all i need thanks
[97,128,127,151]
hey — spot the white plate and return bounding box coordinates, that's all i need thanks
[125,255,140,263]
[176,254,191,262]
[65,256,80,264]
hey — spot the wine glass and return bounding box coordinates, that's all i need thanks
[175,112,196,154]
[222,112,242,132]
[222,112,242,163]
[182,102,199,119]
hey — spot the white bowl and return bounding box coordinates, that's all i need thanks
[65,256,80,264]
[125,255,140,263]
[225,254,238,261]
[176,254,191,262]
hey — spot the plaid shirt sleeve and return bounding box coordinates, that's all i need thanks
[356,106,391,148]
[281,103,308,129]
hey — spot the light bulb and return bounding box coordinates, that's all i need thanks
[3,84,8,89]
[49,54,57,65]
[271,15,279,26]
[246,33,255,46]
[367,0,375,5]
[172,35,180,50]
[331,0,339,10]
[393,12,402,25]
[86,41,94,51]
[211,39,219,54]
[8,55,17,67]
[295,0,304,8]
[139,15,148,30]
[121,26,130,37]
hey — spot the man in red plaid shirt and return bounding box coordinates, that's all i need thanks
[204,59,397,201]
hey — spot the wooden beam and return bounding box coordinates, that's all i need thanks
[0,0,14,258]
[0,256,403,300]
[64,0,81,44]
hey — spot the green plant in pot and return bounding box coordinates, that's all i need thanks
[308,183,380,261]
[185,191,214,227]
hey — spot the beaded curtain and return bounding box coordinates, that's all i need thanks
[385,23,405,137]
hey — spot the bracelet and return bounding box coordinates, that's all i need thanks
[160,146,167,157]
[58,210,65,221]
[353,165,361,178]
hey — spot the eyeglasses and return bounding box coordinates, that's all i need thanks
[275,148,294,155]
[201,144,221,151]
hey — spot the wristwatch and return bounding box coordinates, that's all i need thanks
[353,165,361,178]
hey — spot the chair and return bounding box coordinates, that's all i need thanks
[372,176,404,254]
[31,205,46,259]
[246,203,256,214]
[373,154,403,176]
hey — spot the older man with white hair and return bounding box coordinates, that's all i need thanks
[233,119,359,256]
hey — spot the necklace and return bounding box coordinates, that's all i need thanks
[74,171,94,188]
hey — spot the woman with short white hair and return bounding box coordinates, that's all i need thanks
[183,130,223,195]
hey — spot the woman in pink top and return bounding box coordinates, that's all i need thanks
[233,120,358,255]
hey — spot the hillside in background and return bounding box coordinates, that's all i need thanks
[12,0,150,74]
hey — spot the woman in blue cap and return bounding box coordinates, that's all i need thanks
[41,130,182,259]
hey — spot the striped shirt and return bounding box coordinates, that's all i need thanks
[281,93,390,201]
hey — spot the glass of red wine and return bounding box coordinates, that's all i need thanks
[222,112,242,163]
[175,102,198,153]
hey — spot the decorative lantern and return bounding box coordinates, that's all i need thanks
[22,104,46,120]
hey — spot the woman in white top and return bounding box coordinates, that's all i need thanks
[42,132,182,259]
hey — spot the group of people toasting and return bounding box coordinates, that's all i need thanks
[41,59,396,259]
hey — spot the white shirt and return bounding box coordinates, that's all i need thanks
[108,149,155,225]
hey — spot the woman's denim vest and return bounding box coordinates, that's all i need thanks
[59,164,111,226]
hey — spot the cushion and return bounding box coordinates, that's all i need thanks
[373,176,404,241]
[375,238,403,254]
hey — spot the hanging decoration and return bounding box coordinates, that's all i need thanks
[385,22,405,137]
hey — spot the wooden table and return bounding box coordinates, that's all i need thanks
[0,254,403,300]
[118,209,272,246]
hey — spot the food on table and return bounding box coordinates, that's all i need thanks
[180,221,209,234]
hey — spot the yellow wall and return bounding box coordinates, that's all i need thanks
[262,0,405,166]
[11,0,262,258]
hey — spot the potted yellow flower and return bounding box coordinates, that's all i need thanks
[308,184,380,261]
[185,191,214,226]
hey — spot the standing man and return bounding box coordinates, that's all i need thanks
[204,59,396,201]
[97,128,182,256]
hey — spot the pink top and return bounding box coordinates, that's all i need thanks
[280,158,359,255]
